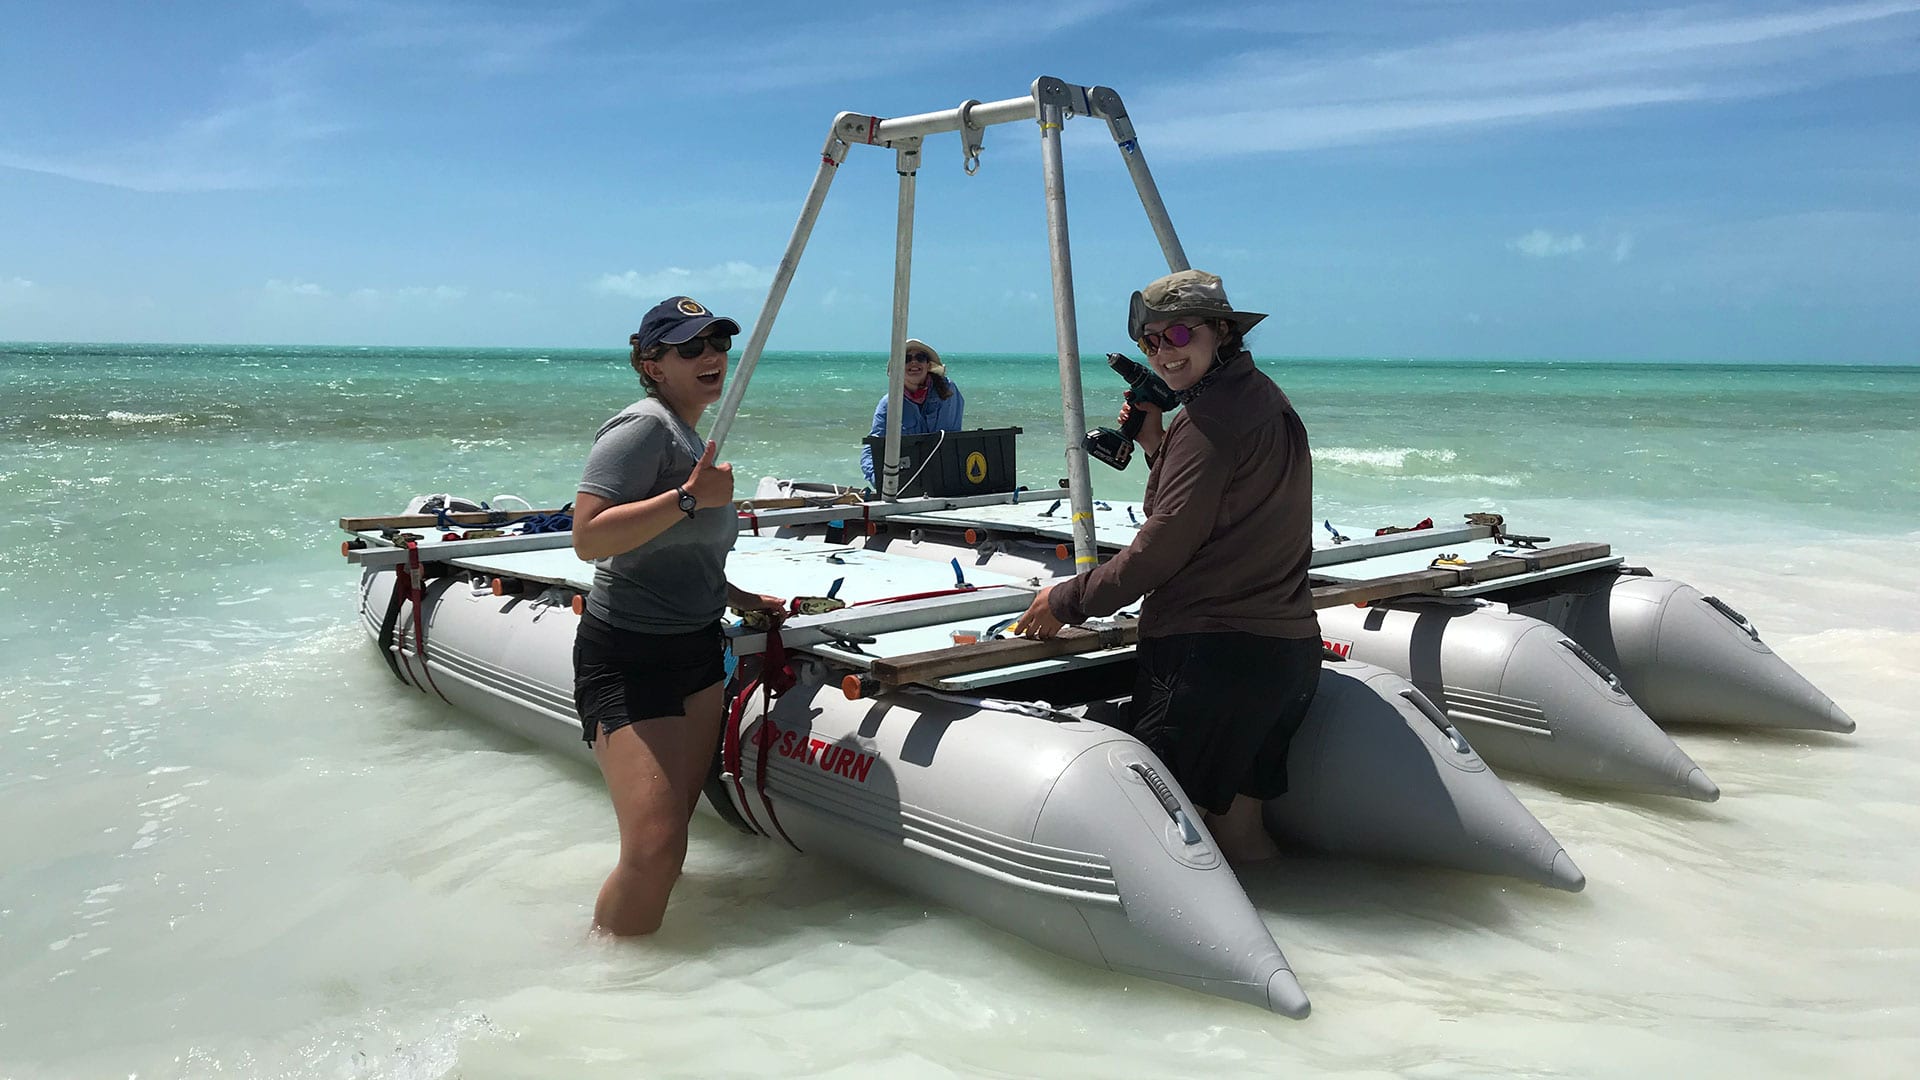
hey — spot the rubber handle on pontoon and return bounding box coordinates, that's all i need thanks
[1400,690,1474,755]
[1129,762,1202,845]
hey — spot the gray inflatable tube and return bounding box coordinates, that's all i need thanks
[1507,573,1855,734]
[358,567,1584,1014]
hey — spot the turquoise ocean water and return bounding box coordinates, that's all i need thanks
[3,342,1917,1077]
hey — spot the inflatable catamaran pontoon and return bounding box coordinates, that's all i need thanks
[339,77,1852,1017]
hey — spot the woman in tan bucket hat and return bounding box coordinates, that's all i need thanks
[859,338,965,487]
[1017,269,1320,862]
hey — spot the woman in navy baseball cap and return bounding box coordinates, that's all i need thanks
[569,295,785,935]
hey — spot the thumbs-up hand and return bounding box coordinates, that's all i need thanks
[684,440,734,510]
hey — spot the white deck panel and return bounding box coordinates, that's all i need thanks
[443,535,1116,690]
[449,535,1035,597]
[802,615,1136,690]
[881,499,1147,547]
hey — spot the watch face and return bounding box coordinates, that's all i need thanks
[679,490,697,512]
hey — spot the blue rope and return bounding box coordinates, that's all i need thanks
[515,502,574,534]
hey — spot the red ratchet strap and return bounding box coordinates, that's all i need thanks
[851,584,1000,607]
[403,543,451,702]
[722,627,801,851]
[739,509,760,536]
[1374,517,1434,537]
[723,680,768,837]
[382,570,416,688]
[753,627,800,849]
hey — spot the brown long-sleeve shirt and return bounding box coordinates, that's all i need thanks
[1048,353,1318,640]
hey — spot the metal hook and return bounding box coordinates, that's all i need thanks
[959,98,984,176]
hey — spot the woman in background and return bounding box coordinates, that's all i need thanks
[860,338,964,488]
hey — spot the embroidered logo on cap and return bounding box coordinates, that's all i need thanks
[677,298,708,316]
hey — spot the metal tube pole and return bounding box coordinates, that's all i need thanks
[840,96,1038,146]
[880,139,922,500]
[1088,86,1190,272]
[707,126,852,453]
[1034,85,1099,569]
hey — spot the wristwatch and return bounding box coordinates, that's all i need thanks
[675,486,698,519]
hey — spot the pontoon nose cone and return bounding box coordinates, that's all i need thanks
[1267,968,1312,1019]
[1548,850,1586,893]
[1517,577,1856,735]
[1684,766,1721,803]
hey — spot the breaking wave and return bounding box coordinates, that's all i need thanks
[1315,446,1460,470]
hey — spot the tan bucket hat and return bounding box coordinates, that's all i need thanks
[904,338,946,376]
[1126,269,1267,342]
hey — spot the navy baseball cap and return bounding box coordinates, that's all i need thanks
[634,296,742,349]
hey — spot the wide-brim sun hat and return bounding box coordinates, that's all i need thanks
[904,338,946,376]
[635,295,742,350]
[1126,269,1267,342]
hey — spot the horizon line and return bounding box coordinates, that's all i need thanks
[3,339,1915,369]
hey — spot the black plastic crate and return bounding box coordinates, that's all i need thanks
[863,426,1022,497]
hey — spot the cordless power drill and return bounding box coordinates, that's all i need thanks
[1084,352,1178,470]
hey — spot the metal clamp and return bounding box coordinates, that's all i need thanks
[958,98,984,175]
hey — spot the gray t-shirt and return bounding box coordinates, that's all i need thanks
[577,396,739,633]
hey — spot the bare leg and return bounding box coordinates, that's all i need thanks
[1206,794,1280,865]
[590,681,726,936]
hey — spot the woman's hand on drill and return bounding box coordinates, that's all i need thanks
[1120,402,1165,460]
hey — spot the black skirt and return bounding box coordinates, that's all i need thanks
[1126,631,1322,816]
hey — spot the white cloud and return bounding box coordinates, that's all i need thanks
[0,277,36,305]
[265,278,332,298]
[1614,234,1637,263]
[273,280,469,303]
[594,262,773,299]
[1137,2,1920,157]
[1510,230,1588,258]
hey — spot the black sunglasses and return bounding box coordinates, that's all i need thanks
[669,334,731,360]
[905,350,932,364]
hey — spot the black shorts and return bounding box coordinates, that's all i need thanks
[1127,631,1322,816]
[572,612,727,747]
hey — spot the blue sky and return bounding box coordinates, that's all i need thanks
[2,0,1917,362]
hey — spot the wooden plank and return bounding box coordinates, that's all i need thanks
[866,622,1140,687]
[731,490,1025,530]
[1436,555,1621,597]
[346,531,576,568]
[734,588,1035,657]
[1309,543,1610,607]
[338,508,567,531]
[863,541,1610,690]
[733,493,864,511]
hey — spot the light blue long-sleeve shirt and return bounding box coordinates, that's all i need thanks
[860,379,966,486]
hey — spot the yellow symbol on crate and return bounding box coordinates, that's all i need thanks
[965,451,988,485]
